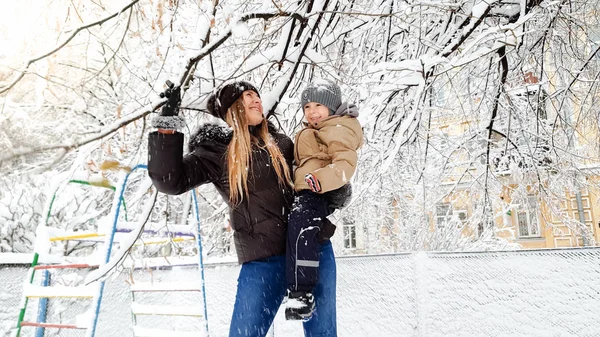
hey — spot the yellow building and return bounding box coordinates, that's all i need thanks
[423,72,600,250]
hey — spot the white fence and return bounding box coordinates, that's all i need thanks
[2,247,600,337]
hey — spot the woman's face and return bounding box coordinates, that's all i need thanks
[241,90,264,126]
[303,102,330,127]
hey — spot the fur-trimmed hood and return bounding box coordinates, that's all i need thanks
[188,123,232,152]
[188,121,281,152]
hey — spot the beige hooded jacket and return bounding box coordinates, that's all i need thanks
[294,109,363,193]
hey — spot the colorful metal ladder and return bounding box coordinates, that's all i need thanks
[15,165,146,337]
[128,188,210,337]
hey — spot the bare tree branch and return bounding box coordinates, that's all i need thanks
[0,102,159,164]
[84,6,134,85]
[268,1,331,117]
[0,10,309,166]
[179,11,307,88]
[440,2,496,58]
[0,0,140,95]
[482,45,508,230]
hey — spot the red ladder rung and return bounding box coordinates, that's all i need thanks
[34,264,98,270]
[20,322,85,329]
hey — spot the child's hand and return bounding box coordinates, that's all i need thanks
[305,173,322,193]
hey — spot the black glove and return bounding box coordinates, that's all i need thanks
[159,80,181,116]
[324,183,352,214]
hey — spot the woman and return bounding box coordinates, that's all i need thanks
[147,81,338,337]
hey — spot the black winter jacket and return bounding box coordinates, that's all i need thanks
[148,122,298,263]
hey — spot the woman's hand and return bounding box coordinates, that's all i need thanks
[159,80,181,116]
[152,80,186,131]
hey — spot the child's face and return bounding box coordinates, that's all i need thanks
[303,102,330,127]
[241,90,264,126]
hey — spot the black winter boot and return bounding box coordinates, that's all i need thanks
[285,291,315,320]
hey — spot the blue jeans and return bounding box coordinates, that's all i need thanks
[229,242,337,337]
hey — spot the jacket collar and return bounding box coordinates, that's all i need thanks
[188,121,279,152]
[303,115,342,130]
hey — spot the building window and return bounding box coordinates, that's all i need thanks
[429,84,446,107]
[456,210,468,223]
[588,18,600,55]
[436,203,452,228]
[343,220,357,249]
[516,196,540,238]
[476,222,485,238]
[466,137,487,165]
[434,85,445,107]
[438,128,450,150]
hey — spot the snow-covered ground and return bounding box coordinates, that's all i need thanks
[2,248,600,337]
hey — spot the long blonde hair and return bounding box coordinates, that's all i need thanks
[225,98,292,204]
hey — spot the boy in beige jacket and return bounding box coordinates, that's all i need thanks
[285,79,363,325]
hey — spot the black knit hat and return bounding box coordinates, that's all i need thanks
[206,81,260,120]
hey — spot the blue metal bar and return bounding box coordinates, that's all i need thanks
[89,164,147,337]
[35,270,50,337]
[192,189,210,336]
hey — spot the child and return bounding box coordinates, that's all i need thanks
[285,79,363,321]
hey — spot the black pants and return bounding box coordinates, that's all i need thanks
[286,190,330,292]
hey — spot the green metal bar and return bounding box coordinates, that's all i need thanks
[67,180,128,221]
[45,194,57,225]
[45,179,128,223]
[16,252,39,337]
[18,177,130,336]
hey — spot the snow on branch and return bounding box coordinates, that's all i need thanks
[0,0,140,95]
[266,0,332,116]
[440,0,499,58]
[0,101,161,165]
[439,13,533,72]
[0,10,309,166]
[178,11,308,88]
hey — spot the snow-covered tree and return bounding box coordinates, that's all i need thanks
[1,0,599,254]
